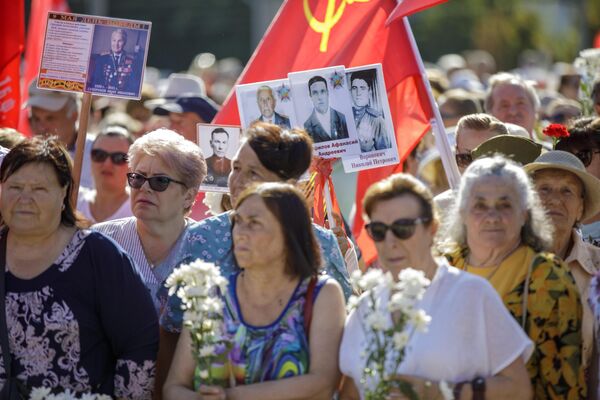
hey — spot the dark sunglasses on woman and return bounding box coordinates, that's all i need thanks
[91,149,128,165]
[365,217,431,242]
[126,172,187,192]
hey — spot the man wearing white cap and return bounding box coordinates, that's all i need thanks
[145,73,219,142]
[26,80,95,190]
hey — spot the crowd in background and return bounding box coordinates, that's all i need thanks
[1,45,600,400]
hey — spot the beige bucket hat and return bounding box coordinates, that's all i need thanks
[524,150,600,221]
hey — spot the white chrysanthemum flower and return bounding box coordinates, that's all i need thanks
[198,369,210,379]
[365,311,388,331]
[358,269,384,291]
[388,291,414,313]
[199,344,216,357]
[411,309,432,333]
[30,387,52,400]
[392,331,410,350]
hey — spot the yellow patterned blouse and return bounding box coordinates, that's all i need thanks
[445,246,586,399]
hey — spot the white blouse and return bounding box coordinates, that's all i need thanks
[339,260,533,399]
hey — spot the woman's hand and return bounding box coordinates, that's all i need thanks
[198,385,227,400]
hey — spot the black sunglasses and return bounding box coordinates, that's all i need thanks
[126,172,186,192]
[365,217,431,242]
[455,152,473,168]
[91,149,128,165]
[572,149,600,167]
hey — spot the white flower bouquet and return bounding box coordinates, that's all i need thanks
[29,388,111,400]
[574,48,600,116]
[349,268,431,400]
[166,259,230,385]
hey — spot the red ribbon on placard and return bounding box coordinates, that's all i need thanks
[311,157,342,228]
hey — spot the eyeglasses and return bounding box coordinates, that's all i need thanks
[91,149,128,165]
[572,149,600,167]
[365,217,431,242]
[455,152,473,168]
[126,172,186,192]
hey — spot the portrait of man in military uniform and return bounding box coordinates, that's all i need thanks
[252,86,291,129]
[88,28,143,96]
[303,75,349,143]
[203,128,233,188]
[349,69,391,153]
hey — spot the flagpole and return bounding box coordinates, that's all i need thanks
[402,17,461,189]
[70,92,92,206]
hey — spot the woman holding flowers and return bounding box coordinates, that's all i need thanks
[164,182,346,399]
[339,173,533,400]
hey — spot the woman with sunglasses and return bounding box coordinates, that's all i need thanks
[76,125,134,223]
[441,156,586,399]
[339,173,533,400]
[93,128,207,397]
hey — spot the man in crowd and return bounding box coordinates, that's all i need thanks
[303,75,349,143]
[203,127,231,187]
[25,80,94,190]
[349,70,390,152]
[253,86,290,128]
[152,73,219,142]
[90,29,141,94]
[484,72,539,139]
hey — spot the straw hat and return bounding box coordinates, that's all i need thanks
[524,150,600,221]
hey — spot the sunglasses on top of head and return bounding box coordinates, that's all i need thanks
[365,217,431,242]
[91,149,128,165]
[126,172,187,192]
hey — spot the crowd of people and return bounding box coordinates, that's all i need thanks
[0,46,600,400]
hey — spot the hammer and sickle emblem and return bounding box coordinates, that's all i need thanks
[303,0,371,53]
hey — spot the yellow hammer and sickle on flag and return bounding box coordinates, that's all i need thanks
[303,0,371,53]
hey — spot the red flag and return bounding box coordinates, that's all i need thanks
[213,0,434,265]
[386,0,450,25]
[0,0,25,128]
[18,0,70,136]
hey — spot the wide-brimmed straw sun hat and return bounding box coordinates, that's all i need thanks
[524,150,600,221]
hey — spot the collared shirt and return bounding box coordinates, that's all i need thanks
[315,109,332,137]
[565,229,600,372]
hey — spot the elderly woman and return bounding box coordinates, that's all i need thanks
[0,138,157,397]
[524,150,600,396]
[182,122,351,298]
[164,182,345,399]
[442,156,586,399]
[93,128,207,397]
[339,173,532,400]
[77,125,134,223]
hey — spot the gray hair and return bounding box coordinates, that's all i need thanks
[438,156,553,253]
[484,72,540,113]
[129,128,207,203]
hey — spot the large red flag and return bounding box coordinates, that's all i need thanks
[213,0,434,264]
[0,0,25,128]
[18,0,70,136]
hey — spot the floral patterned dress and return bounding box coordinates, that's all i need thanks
[446,246,586,399]
[0,229,158,398]
[195,272,327,387]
